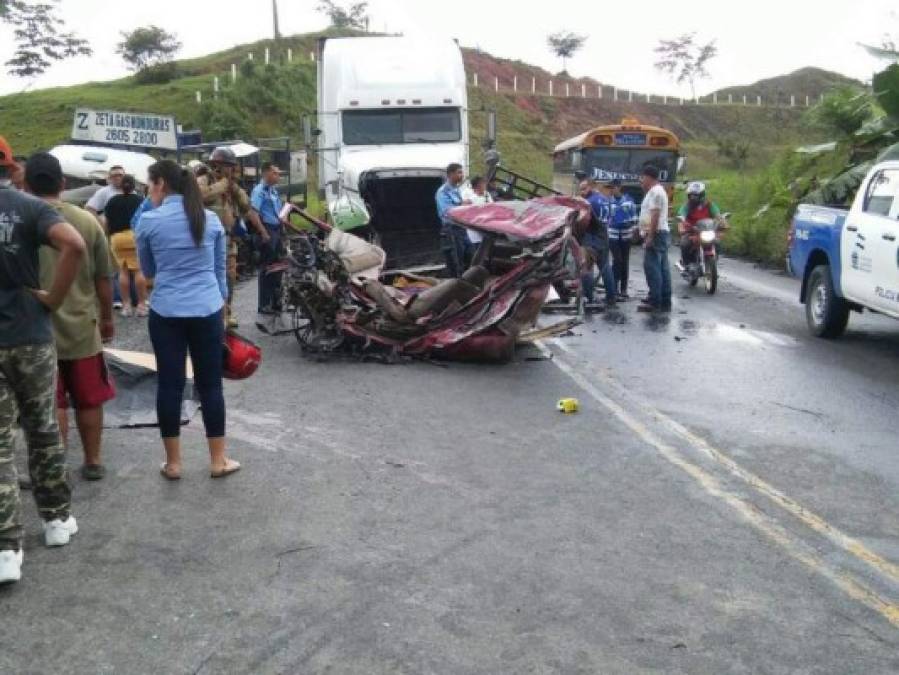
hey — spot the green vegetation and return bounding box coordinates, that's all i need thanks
[0,29,877,267]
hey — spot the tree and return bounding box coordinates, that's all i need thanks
[654,33,718,101]
[547,31,586,74]
[809,86,874,138]
[317,1,369,30]
[116,26,181,72]
[0,0,92,78]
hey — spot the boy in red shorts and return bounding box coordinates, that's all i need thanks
[27,153,116,481]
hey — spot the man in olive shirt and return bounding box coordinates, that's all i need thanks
[0,137,86,584]
[201,147,267,328]
[29,153,116,482]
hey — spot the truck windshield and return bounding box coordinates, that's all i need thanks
[342,108,461,145]
[583,148,679,183]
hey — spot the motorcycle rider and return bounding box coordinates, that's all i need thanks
[678,181,721,266]
[201,147,267,328]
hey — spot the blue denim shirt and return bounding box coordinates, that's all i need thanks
[435,181,463,229]
[135,195,227,318]
[130,196,155,229]
[250,181,283,229]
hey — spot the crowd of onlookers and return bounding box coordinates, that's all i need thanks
[0,136,267,584]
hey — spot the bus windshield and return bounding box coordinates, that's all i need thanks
[342,108,461,145]
[583,148,678,183]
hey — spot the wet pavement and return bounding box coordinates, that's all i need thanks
[1,253,898,674]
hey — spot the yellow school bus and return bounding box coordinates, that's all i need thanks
[552,117,682,201]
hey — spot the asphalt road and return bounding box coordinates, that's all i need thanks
[1,253,897,674]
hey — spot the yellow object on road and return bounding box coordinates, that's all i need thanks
[557,398,579,413]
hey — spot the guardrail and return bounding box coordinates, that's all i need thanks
[468,73,822,109]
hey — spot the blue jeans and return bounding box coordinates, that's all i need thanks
[148,309,225,439]
[257,227,282,312]
[441,225,468,278]
[643,230,672,308]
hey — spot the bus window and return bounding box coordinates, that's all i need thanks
[583,147,678,183]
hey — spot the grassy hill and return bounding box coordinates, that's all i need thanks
[713,67,864,106]
[1,30,836,179]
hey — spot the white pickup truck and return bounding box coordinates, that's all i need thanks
[787,160,899,337]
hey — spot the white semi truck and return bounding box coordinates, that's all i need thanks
[315,35,469,268]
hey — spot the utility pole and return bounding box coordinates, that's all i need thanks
[272,0,281,40]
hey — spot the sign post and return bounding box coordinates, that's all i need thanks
[71,108,179,151]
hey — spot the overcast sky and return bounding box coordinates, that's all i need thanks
[0,0,896,97]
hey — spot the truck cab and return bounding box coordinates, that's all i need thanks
[788,161,899,337]
[316,36,469,269]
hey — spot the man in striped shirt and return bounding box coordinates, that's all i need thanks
[608,179,637,300]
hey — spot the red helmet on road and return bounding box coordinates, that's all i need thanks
[223,330,261,380]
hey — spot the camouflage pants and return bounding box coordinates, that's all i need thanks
[0,343,71,551]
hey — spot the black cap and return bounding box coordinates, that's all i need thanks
[641,165,659,180]
[25,152,63,185]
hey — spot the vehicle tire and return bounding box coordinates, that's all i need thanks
[705,257,718,295]
[805,265,849,338]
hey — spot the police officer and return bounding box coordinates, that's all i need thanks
[201,147,267,328]
[608,179,638,299]
[578,179,617,307]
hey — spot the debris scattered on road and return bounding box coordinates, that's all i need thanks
[557,398,579,413]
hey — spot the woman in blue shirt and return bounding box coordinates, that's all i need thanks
[137,160,240,480]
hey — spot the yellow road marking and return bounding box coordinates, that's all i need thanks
[541,340,899,629]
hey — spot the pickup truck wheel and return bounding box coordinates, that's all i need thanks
[806,265,849,338]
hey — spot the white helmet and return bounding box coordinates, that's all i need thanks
[686,181,706,196]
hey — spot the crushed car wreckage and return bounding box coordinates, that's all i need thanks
[275,197,588,363]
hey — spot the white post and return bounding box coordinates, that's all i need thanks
[743,94,747,105]
[663,95,667,105]
[728,93,733,104]
[790,94,795,107]
[646,92,651,103]
[195,91,202,104]
[581,83,586,98]
[265,47,270,65]
[231,63,237,82]
[213,76,219,94]
[613,87,618,102]
[494,76,499,92]
[549,80,553,96]
[309,51,315,61]
[713,92,718,104]
[248,52,253,60]
[531,77,536,94]
[597,85,602,99]
[805,95,810,107]
[513,76,517,92]
[757,95,761,106]
[287,48,292,62]
[628,90,633,102]
[565,82,570,97]
[820,93,824,104]
[473,72,478,87]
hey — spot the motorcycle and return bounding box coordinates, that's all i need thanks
[276,198,584,363]
[675,214,729,295]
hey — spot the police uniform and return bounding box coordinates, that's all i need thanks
[201,176,251,326]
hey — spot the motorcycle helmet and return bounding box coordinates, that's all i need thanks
[686,181,706,205]
[208,146,237,166]
[223,330,261,380]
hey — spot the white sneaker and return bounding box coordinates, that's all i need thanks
[0,549,23,584]
[43,516,78,547]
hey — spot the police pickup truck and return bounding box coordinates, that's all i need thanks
[788,161,899,337]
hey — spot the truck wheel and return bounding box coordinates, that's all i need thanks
[806,265,849,338]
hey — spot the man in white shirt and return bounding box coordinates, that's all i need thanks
[637,165,672,312]
[85,166,125,217]
[85,166,126,308]
[460,175,492,253]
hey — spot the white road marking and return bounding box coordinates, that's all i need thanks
[539,339,899,628]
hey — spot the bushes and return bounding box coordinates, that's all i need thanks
[134,62,179,84]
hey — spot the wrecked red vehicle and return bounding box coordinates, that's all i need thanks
[278,197,585,363]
